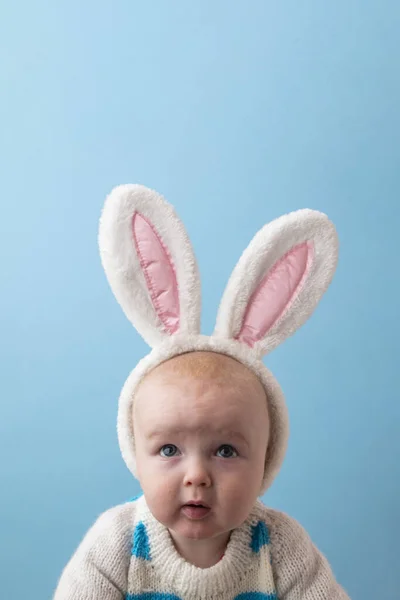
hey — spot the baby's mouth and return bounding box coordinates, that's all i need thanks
[182,503,211,520]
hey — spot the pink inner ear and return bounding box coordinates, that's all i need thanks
[132,212,180,335]
[236,241,314,348]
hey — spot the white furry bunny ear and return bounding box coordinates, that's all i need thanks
[214,209,338,357]
[98,184,201,347]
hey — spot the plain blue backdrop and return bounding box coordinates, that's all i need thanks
[1,1,399,598]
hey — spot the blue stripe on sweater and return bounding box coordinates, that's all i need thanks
[250,520,270,553]
[126,593,276,599]
[131,522,151,560]
[128,494,143,502]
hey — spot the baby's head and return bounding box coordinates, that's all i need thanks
[133,351,270,544]
[99,184,338,561]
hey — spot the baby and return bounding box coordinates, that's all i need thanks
[54,184,350,599]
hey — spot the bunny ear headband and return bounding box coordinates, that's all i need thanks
[98,184,338,495]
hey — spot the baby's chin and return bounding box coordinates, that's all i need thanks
[148,505,218,537]
[168,521,231,542]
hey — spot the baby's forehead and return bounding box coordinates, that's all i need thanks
[140,351,262,388]
[134,353,268,427]
[137,372,258,414]
[137,381,264,444]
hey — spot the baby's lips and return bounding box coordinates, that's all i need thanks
[183,500,210,508]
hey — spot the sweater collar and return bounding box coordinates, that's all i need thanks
[134,495,266,598]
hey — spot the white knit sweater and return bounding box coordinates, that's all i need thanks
[53,496,350,599]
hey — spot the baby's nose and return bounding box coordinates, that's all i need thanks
[183,459,212,487]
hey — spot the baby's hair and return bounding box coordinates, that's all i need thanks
[137,351,267,399]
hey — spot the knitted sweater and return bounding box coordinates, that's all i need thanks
[53,496,350,599]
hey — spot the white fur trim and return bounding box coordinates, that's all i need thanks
[214,209,339,357]
[117,335,289,496]
[98,185,201,347]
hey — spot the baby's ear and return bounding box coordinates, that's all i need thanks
[98,184,201,347]
[214,209,338,356]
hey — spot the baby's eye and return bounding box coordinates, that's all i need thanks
[216,444,238,459]
[160,444,179,458]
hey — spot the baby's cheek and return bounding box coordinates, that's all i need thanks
[219,467,261,512]
[149,472,177,507]
[219,468,247,497]
[142,483,173,525]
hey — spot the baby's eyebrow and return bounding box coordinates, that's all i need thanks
[215,428,249,446]
[146,426,182,439]
[146,426,249,446]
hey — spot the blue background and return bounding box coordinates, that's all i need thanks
[1,2,399,598]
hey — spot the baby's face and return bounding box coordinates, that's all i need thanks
[133,352,269,547]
